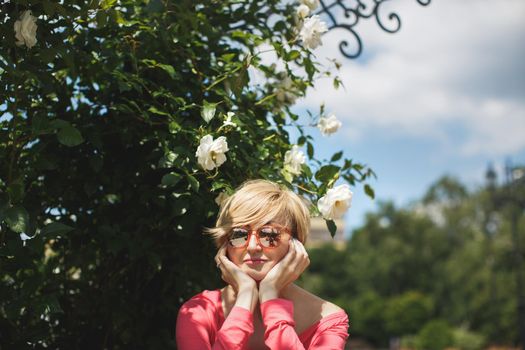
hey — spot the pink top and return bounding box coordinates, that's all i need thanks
[176,289,349,350]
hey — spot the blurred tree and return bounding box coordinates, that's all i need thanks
[384,291,433,337]
[300,174,524,346]
[416,319,453,350]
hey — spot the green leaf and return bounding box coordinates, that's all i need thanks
[219,53,236,62]
[307,142,314,159]
[286,50,301,61]
[57,125,84,147]
[304,59,316,80]
[148,106,170,117]
[333,77,342,90]
[272,42,284,57]
[187,174,200,192]
[331,151,343,162]
[211,180,229,192]
[201,101,216,123]
[161,173,183,187]
[101,0,117,10]
[169,121,181,133]
[315,165,340,183]
[273,20,287,32]
[49,119,69,130]
[364,184,375,199]
[4,205,29,233]
[303,164,313,179]
[156,63,176,79]
[117,80,132,92]
[231,68,249,98]
[41,222,75,238]
[326,219,337,238]
[7,179,25,203]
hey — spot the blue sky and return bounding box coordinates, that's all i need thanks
[288,0,525,236]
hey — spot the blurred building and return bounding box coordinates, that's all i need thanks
[306,216,347,250]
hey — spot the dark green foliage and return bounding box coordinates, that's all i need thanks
[0,1,376,348]
[417,319,453,350]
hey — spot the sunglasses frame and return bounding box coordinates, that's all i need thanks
[227,223,292,249]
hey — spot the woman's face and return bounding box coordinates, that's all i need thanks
[226,221,292,281]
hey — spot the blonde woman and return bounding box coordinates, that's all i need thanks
[176,179,349,349]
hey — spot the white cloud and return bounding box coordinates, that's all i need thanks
[296,0,525,156]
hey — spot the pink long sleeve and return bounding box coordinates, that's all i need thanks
[176,290,349,349]
[176,296,254,350]
[261,298,349,349]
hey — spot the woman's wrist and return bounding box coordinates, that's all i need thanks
[258,283,279,303]
[235,285,258,312]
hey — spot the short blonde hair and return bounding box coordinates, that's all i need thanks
[205,179,311,248]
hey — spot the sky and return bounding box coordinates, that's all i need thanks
[290,0,525,236]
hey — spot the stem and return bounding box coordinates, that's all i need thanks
[296,184,316,195]
[7,43,20,184]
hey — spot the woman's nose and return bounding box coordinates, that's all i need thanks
[246,232,262,251]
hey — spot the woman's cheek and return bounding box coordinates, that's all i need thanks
[226,249,240,266]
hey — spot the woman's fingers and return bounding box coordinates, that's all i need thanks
[295,239,310,270]
[288,239,309,274]
[281,236,297,264]
[215,244,227,267]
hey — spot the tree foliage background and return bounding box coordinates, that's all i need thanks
[0,0,375,348]
[300,174,525,349]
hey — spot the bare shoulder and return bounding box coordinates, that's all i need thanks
[291,285,345,317]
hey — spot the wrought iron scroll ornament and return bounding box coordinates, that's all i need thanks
[316,0,432,59]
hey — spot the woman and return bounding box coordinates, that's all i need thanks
[176,179,349,349]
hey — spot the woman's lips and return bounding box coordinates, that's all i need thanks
[244,259,267,265]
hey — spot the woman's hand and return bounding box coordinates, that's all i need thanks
[215,244,257,293]
[258,238,310,303]
[215,244,258,312]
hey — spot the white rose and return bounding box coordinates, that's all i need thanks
[214,191,229,206]
[14,10,38,49]
[195,135,229,170]
[318,113,342,136]
[317,184,353,220]
[284,145,306,175]
[299,15,328,50]
[296,4,310,19]
[301,0,320,10]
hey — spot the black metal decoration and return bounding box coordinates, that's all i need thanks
[316,0,432,59]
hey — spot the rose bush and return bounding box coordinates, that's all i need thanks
[0,0,375,348]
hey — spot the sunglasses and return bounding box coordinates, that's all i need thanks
[227,224,292,249]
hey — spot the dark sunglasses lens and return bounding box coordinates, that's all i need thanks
[259,227,281,248]
[228,228,249,247]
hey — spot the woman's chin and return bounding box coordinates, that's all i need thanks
[244,268,268,281]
